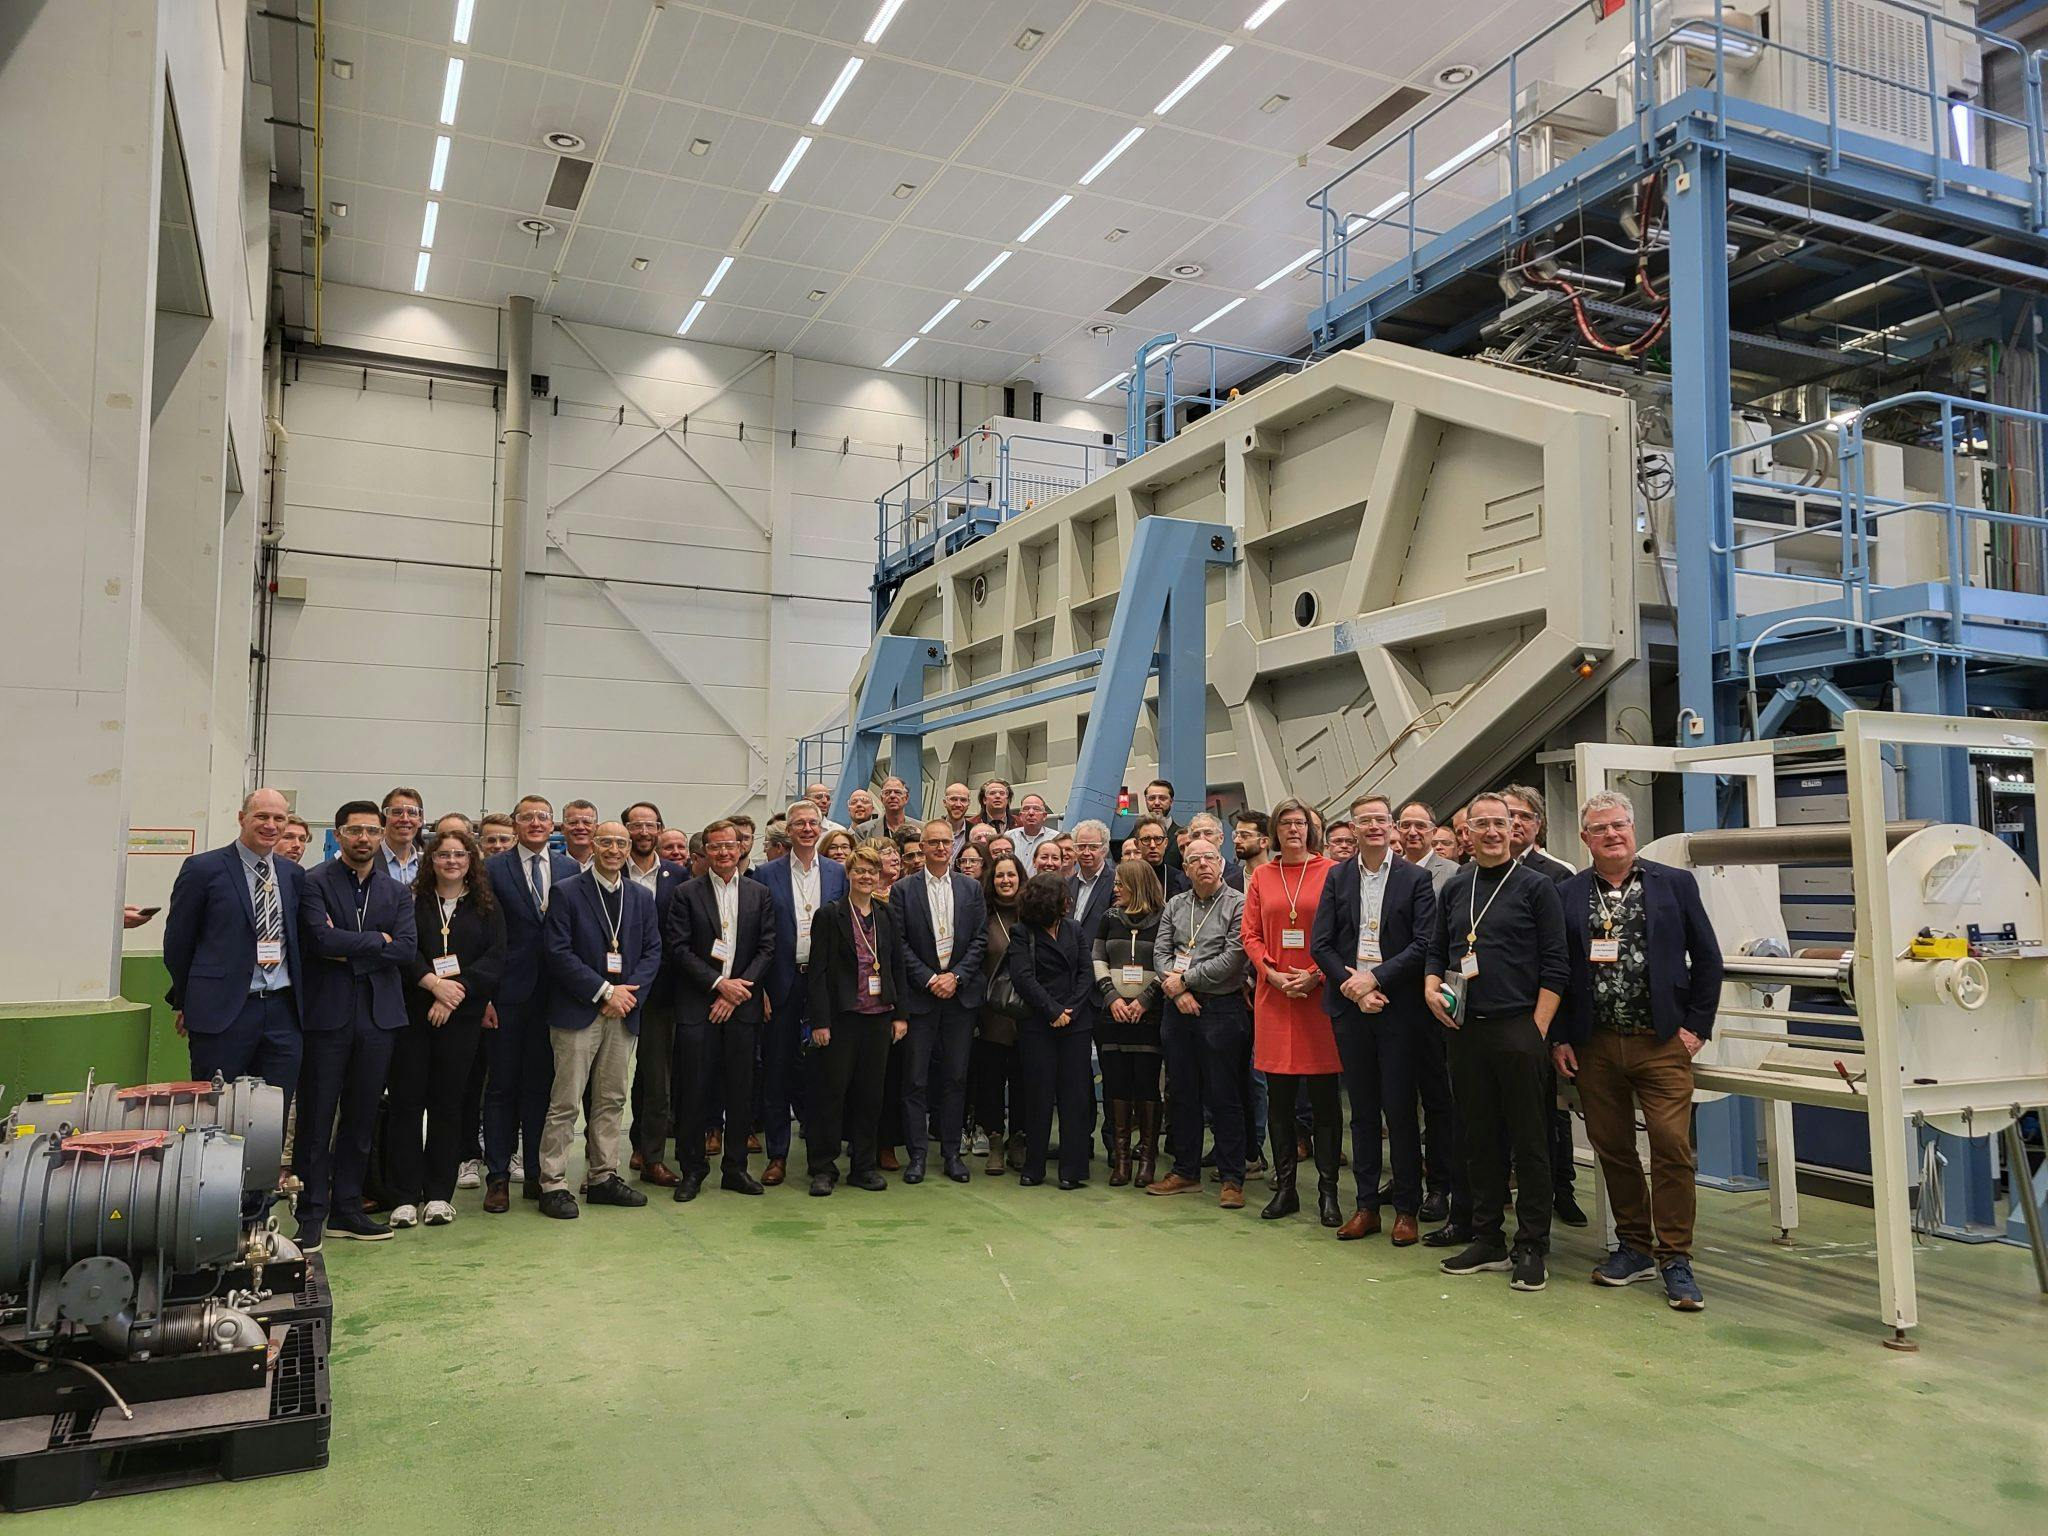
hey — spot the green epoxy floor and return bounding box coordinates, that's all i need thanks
[18,1164,2048,1534]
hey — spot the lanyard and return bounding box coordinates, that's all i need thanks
[1357,856,1388,932]
[1276,857,1314,922]
[1595,871,1639,934]
[850,903,878,968]
[438,894,459,955]
[1183,892,1226,952]
[793,859,818,919]
[597,881,625,953]
[352,875,372,932]
[1466,863,1517,947]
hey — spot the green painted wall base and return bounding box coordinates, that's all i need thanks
[0,952,185,1113]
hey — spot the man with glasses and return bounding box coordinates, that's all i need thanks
[560,800,600,872]
[296,800,417,1247]
[379,787,426,886]
[1127,815,1191,898]
[1229,810,1271,893]
[535,822,659,1220]
[805,781,846,834]
[478,813,517,858]
[1008,794,1059,869]
[890,819,989,1184]
[1502,783,1586,1228]
[1424,793,1568,1292]
[750,801,847,1186]
[481,796,580,1212]
[1147,839,1251,1208]
[1375,795,1461,1221]
[941,781,974,855]
[622,802,690,1188]
[972,778,1014,834]
[1394,799,1459,893]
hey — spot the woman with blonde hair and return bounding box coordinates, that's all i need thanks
[1094,857,1164,1187]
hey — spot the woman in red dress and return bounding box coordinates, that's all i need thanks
[1242,798,1343,1226]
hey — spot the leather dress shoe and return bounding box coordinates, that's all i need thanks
[482,1178,510,1214]
[1218,1182,1246,1209]
[903,1156,926,1185]
[639,1160,680,1188]
[1418,1191,1449,1224]
[721,1169,765,1195]
[808,1173,835,1197]
[1057,1176,1087,1191]
[673,1172,705,1203]
[1018,1174,1044,1187]
[585,1176,647,1207]
[1261,1185,1301,1220]
[537,1189,579,1220]
[1337,1208,1382,1241]
[1422,1221,1474,1248]
[944,1155,971,1184]
[850,1170,888,1192]
[1553,1188,1589,1227]
[629,1151,644,1172]
[1391,1212,1420,1246]
[762,1158,787,1187]
[1318,1190,1343,1228]
[878,1147,901,1171]
[705,1130,722,1157]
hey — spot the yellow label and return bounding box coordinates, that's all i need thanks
[108,1209,123,1221]
[12,1125,33,1138]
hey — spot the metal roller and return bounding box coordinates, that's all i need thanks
[1683,820,1928,866]
[1720,953,1856,996]
[11,1077,287,1193]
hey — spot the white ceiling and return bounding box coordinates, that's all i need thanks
[298,0,1565,399]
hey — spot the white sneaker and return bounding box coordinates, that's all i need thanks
[389,1203,420,1229]
[509,1156,526,1181]
[969,1129,990,1155]
[456,1160,482,1190]
[422,1200,457,1226]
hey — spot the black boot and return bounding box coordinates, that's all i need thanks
[1133,1101,1159,1191]
[1108,1100,1134,1187]
[1261,1129,1300,1220]
[1314,1117,1342,1228]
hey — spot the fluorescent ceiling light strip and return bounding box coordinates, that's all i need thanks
[676,299,707,335]
[1255,249,1316,289]
[1189,297,1244,334]
[1086,371,1130,401]
[768,135,812,193]
[429,135,451,191]
[413,251,432,292]
[813,56,864,126]
[1153,44,1232,117]
[1016,194,1071,243]
[420,200,440,249]
[1424,123,1505,182]
[452,0,475,44]
[1079,127,1144,186]
[702,254,734,296]
[440,56,464,125]
[1244,0,1289,27]
[920,298,959,334]
[883,336,920,368]
[964,250,1012,291]
[863,0,906,44]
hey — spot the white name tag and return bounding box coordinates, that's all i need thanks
[256,940,284,967]
[605,950,623,975]
[1358,939,1382,963]
[433,954,462,978]
[1121,964,1143,986]
[1459,952,1480,979]
[1589,938,1620,963]
[797,915,813,939]
[1280,927,1306,950]
[867,974,882,996]
[711,938,733,962]
[1171,951,1189,974]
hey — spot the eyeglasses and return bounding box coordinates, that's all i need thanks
[1583,820,1633,837]
[1469,816,1511,832]
[593,835,630,849]
[706,839,740,853]
[1134,832,1166,846]
[385,805,422,819]
[337,824,382,837]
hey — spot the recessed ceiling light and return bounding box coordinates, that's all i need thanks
[1260,93,1290,115]
[1169,262,1204,278]
[413,252,432,292]
[1080,127,1145,186]
[883,337,920,368]
[1016,194,1071,243]
[701,255,734,296]
[331,58,354,79]
[964,251,1011,291]
[329,200,348,217]
[864,0,907,44]
[1014,27,1044,51]
[1190,297,1244,333]
[1435,63,1478,88]
[768,136,812,194]
[807,289,827,302]
[1153,45,1232,118]
[1256,249,1316,289]
[453,0,475,44]
[1104,227,1128,243]
[920,298,959,334]
[518,216,556,236]
[970,317,989,330]
[812,56,864,126]
[676,299,706,336]
[1086,371,1129,400]
[429,135,451,191]
[420,201,440,249]
[1245,0,1292,28]
[892,182,916,199]
[1088,323,1115,336]
[544,130,586,153]
[439,57,464,125]
[631,256,650,272]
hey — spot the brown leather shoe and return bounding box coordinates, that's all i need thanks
[762,1158,786,1187]
[1390,1212,1420,1247]
[482,1177,510,1214]
[639,1160,680,1188]
[1337,1207,1382,1241]
[630,1151,644,1172]
[878,1147,901,1172]
[706,1130,722,1157]
[1146,1171,1202,1196]
[746,1132,763,1153]
[1219,1182,1246,1209]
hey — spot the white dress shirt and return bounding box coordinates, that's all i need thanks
[523,848,554,911]
[1355,853,1391,965]
[924,868,955,968]
[709,869,742,980]
[790,852,822,966]
[1010,825,1059,868]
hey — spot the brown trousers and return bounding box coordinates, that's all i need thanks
[1576,1028,1697,1260]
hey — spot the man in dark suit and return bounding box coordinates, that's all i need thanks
[1554,791,1722,1312]
[1311,794,1437,1246]
[1504,783,1586,1228]
[481,795,582,1212]
[890,818,988,1184]
[623,801,691,1188]
[536,820,660,1220]
[296,800,417,1248]
[1126,815,1191,898]
[749,800,847,1187]
[1066,818,1116,1159]
[163,787,307,1109]
[667,818,776,1200]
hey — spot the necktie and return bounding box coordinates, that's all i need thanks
[528,853,547,912]
[254,858,282,966]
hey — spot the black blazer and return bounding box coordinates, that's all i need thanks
[806,897,909,1026]
[1556,858,1724,1046]
[300,859,418,1034]
[665,872,775,1026]
[1311,855,1437,1027]
[890,871,989,1014]
[1009,918,1093,1035]
[402,888,508,1027]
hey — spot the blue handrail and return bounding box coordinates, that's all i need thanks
[1122,333,1309,453]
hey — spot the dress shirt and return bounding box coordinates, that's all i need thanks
[709,870,742,980]
[789,852,822,966]
[590,869,627,1004]
[1355,852,1392,963]
[1010,825,1059,868]
[924,868,955,968]
[627,855,661,897]
[379,842,422,888]
[523,848,554,911]
[1072,871,1104,919]
[236,842,291,994]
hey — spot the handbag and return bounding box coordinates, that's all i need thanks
[984,929,1035,1022]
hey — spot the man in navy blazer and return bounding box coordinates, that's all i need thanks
[667,818,776,1200]
[890,818,988,1184]
[1553,791,1722,1310]
[535,820,661,1220]
[1065,819,1117,1158]
[296,800,418,1248]
[163,788,307,1106]
[481,795,583,1212]
[748,801,847,1186]
[622,801,693,1188]
[1310,795,1437,1246]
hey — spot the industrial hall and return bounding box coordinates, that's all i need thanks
[7,0,2048,1527]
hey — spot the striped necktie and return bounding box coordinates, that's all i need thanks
[528,852,548,913]
[254,857,282,966]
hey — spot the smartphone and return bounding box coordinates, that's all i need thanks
[135,906,162,919]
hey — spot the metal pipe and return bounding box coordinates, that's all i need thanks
[275,544,868,605]
[312,0,325,343]
[1684,820,1928,864]
[493,296,534,707]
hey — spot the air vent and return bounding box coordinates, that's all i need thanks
[1105,275,1170,315]
[542,156,595,211]
[1328,86,1429,152]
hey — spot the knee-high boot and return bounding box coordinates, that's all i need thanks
[1108,1100,1134,1187]
[1133,1100,1159,1190]
[1262,1114,1300,1220]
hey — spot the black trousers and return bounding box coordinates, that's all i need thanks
[677,1019,756,1177]
[760,977,809,1161]
[903,1001,974,1160]
[1017,1026,1094,1182]
[1162,992,1250,1184]
[1265,1071,1340,1191]
[805,1014,891,1177]
[1409,1011,1469,1223]
[385,1014,484,1205]
[482,993,551,1183]
[1449,1013,1553,1252]
[972,1034,1017,1139]
[1335,1014,1422,1213]
[1549,1084,1578,1194]
[1099,1048,1161,1102]
[458,1044,485,1163]
[629,999,678,1163]
[293,1011,397,1225]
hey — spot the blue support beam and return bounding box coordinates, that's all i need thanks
[830,636,944,824]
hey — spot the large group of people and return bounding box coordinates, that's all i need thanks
[160,770,1723,1310]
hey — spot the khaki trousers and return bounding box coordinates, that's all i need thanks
[1575,1028,1697,1260]
[539,1014,635,1194]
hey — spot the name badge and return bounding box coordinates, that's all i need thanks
[433,954,462,978]
[605,950,623,975]
[1121,964,1143,986]
[1589,938,1621,963]
[256,940,284,966]
[1358,939,1382,963]
[1171,951,1190,974]
[711,937,733,963]
[867,974,883,997]
[797,914,813,939]
[1459,952,1480,979]
[1280,927,1306,950]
